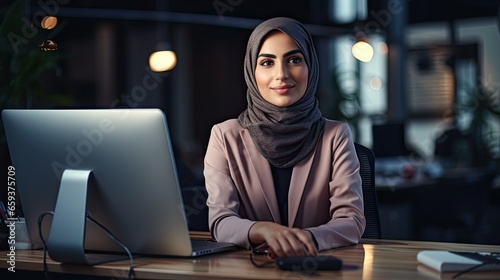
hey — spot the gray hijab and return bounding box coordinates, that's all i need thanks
[238,17,325,168]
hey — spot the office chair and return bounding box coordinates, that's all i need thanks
[355,143,382,239]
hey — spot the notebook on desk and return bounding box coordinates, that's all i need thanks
[417,250,500,272]
[2,109,237,262]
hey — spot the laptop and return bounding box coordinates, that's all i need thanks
[2,109,237,262]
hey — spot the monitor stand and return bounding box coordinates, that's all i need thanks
[46,169,128,265]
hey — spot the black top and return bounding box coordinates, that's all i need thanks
[270,165,293,226]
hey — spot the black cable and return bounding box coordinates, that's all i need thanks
[86,214,135,279]
[37,211,54,280]
[452,253,500,279]
[249,247,274,268]
[452,262,491,279]
[37,211,135,279]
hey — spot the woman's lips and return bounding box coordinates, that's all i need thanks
[271,85,294,94]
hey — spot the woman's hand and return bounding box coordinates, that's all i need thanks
[249,222,317,258]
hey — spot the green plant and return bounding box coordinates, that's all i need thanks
[321,67,361,139]
[0,1,72,145]
[459,85,500,166]
[0,1,71,109]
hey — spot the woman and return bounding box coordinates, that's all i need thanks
[204,17,365,257]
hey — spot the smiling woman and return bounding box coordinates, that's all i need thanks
[255,31,308,107]
[203,17,366,259]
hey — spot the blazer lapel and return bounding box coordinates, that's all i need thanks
[288,149,316,227]
[240,130,281,223]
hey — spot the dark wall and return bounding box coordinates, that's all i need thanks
[189,25,249,147]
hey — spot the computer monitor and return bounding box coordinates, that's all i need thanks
[371,122,410,158]
[2,109,233,265]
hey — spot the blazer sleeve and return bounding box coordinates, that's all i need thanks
[304,122,366,251]
[203,124,256,248]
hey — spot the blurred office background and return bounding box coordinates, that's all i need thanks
[1,0,499,244]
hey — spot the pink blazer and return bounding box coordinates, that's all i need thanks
[204,118,366,251]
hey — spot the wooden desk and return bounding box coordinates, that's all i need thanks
[1,233,499,279]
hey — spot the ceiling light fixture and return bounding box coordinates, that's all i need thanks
[149,44,177,72]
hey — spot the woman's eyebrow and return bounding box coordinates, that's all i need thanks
[257,49,303,59]
[258,53,276,59]
[283,49,303,57]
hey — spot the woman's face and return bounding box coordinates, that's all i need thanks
[255,31,308,107]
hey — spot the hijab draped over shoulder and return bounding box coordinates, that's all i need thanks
[238,17,325,168]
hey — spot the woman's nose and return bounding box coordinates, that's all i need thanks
[274,62,289,80]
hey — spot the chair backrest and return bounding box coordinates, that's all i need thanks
[354,142,382,239]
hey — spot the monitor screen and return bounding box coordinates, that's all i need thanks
[2,109,198,262]
[371,122,409,158]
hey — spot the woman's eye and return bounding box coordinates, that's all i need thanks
[260,60,273,66]
[288,57,303,64]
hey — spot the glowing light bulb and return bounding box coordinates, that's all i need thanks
[41,16,57,30]
[149,50,177,72]
[352,41,374,62]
